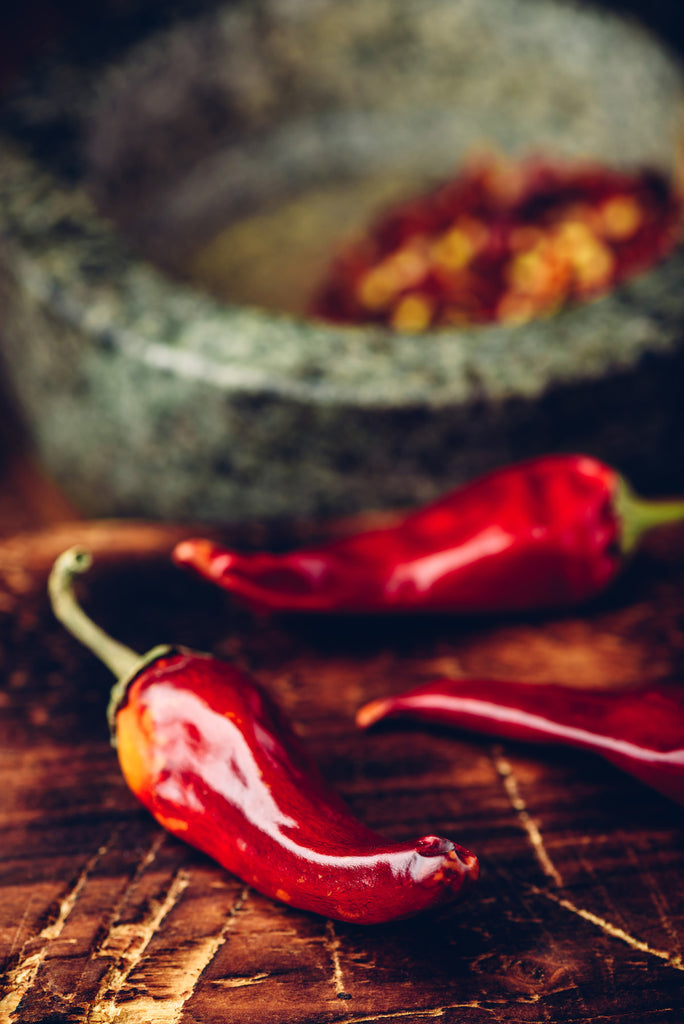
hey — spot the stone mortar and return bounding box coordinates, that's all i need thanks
[1,0,683,522]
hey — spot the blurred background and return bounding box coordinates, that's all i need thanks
[1,0,684,534]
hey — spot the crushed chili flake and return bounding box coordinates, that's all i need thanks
[310,156,684,331]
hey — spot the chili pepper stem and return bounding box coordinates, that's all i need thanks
[48,548,141,678]
[48,547,173,742]
[616,478,684,555]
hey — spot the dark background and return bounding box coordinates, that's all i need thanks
[2,0,684,96]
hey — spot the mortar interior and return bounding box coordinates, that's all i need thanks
[83,0,684,318]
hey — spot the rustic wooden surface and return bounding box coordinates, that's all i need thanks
[1,1,684,1018]
[0,513,683,1024]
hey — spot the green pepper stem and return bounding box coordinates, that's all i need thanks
[616,478,684,555]
[48,547,142,679]
[49,547,175,743]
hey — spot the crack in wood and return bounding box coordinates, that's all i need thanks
[574,843,640,969]
[324,918,351,1000]
[333,1001,507,1022]
[87,881,249,1023]
[622,834,683,954]
[531,886,684,971]
[319,992,547,1024]
[85,866,193,1023]
[0,837,112,1020]
[491,746,563,887]
[93,832,167,961]
[4,892,37,967]
[58,834,169,1011]
[211,971,270,989]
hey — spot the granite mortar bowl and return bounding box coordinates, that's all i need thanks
[1,0,684,523]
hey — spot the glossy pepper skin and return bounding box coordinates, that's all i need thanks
[48,548,479,925]
[173,455,684,616]
[357,679,684,805]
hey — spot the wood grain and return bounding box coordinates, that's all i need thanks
[0,518,683,1023]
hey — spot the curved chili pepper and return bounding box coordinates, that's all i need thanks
[48,548,478,924]
[173,455,684,615]
[357,678,684,805]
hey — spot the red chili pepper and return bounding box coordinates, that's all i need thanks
[173,455,684,615]
[356,678,684,805]
[48,548,478,924]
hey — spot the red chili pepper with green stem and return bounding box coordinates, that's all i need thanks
[173,454,684,615]
[357,678,684,805]
[48,547,479,924]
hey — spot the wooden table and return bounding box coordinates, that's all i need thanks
[0,427,683,1023]
[1,0,684,1015]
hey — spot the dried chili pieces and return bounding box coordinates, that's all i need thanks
[356,677,684,806]
[173,454,684,615]
[48,547,479,924]
[311,155,683,330]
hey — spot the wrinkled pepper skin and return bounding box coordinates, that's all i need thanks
[47,548,478,925]
[117,650,479,923]
[357,679,684,805]
[173,455,684,615]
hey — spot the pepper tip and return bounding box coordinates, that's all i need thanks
[355,697,393,730]
[172,538,203,567]
[172,538,230,579]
